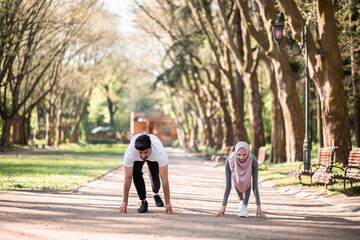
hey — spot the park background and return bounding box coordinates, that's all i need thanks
[0,0,359,194]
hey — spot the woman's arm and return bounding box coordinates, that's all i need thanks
[252,155,266,218]
[215,157,232,217]
[251,155,261,206]
[222,158,232,206]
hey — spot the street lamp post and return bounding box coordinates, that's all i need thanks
[271,19,311,171]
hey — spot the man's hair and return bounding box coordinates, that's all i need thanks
[135,134,151,150]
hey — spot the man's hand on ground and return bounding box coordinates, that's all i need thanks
[165,203,173,215]
[119,202,127,213]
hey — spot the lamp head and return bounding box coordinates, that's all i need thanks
[271,19,285,44]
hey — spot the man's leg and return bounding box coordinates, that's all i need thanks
[146,161,161,193]
[133,161,147,200]
[146,161,164,207]
[133,161,148,213]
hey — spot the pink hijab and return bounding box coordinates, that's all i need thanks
[229,142,252,193]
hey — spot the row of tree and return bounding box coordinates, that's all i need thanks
[133,0,359,165]
[0,0,133,149]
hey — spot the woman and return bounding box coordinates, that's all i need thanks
[214,141,266,218]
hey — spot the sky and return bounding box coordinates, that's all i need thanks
[102,0,137,35]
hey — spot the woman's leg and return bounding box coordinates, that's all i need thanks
[235,187,244,201]
[133,161,146,200]
[242,186,252,206]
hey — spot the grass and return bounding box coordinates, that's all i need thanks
[0,144,127,191]
[33,144,128,155]
[258,161,360,196]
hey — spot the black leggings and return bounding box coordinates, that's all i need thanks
[235,186,251,206]
[133,160,161,200]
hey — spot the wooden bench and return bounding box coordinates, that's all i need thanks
[343,148,360,193]
[310,147,339,186]
[257,146,269,169]
[211,146,234,162]
[288,146,337,185]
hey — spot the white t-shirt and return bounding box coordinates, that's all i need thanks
[123,134,169,167]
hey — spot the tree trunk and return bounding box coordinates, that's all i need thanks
[0,119,12,150]
[45,104,56,146]
[194,95,215,147]
[349,0,360,147]
[12,114,30,145]
[104,84,115,128]
[234,8,248,143]
[247,72,266,156]
[315,0,351,163]
[219,98,234,150]
[188,113,198,151]
[246,0,305,163]
[212,73,234,150]
[62,124,68,144]
[235,70,248,142]
[317,93,324,148]
[212,117,223,150]
[271,57,305,162]
[166,89,187,148]
[69,125,79,143]
[261,53,286,163]
[217,1,265,153]
[275,0,352,164]
[69,102,87,143]
[223,49,248,143]
[352,54,360,147]
[56,108,63,146]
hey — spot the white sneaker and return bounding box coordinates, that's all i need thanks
[239,205,249,217]
[238,201,243,212]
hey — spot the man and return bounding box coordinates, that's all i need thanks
[119,133,173,214]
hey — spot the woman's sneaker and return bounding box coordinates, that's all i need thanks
[239,205,249,217]
[154,194,164,207]
[238,201,243,212]
[138,200,148,213]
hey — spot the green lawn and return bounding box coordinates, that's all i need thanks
[33,143,128,155]
[258,161,360,196]
[0,144,127,191]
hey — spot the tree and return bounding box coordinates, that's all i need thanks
[337,0,360,147]
[277,0,351,163]
[216,0,266,154]
[236,0,305,163]
[100,52,133,129]
[0,0,80,149]
[188,0,255,150]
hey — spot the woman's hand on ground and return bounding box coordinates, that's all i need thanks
[214,205,226,217]
[256,205,266,218]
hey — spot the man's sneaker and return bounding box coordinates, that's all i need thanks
[154,194,164,207]
[138,200,148,213]
[239,205,249,217]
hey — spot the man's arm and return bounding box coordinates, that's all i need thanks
[119,166,133,213]
[159,164,173,214]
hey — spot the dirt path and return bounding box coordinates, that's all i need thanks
[0,148,359,240]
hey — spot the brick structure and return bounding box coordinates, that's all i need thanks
[130,112,178,146]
